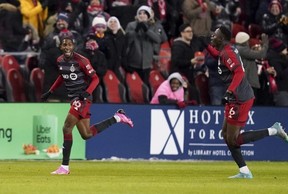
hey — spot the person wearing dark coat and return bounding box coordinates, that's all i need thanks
[78,38,108,103]
[105,16,126,83]
[0,0,29,51]
[170,23,205,103]
[267,38,288,106]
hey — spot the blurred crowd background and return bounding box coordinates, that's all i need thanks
[0,0,287,107]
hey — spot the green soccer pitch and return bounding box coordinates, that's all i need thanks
[0,160,288,194]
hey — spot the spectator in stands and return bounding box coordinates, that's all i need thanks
[251,44,277,106]
[105,16,126,82]
[170,23,204,103]
[150,72,189,108]
[267,38,288,106]
[210,0,241,31]
[43,0,62,37]
[106,0,137,29]
[135,0,181,40]
[182,0,218,36]
[234,32,269,104]
[59,0,89,35]
[19,0,49,38]
[78,39,107,102]
[124,5,162,86]
[41,12,83,54]
[0,0,31,52]
[79,39,107,81]
[85,0,110,35]
[261,0,288,45]
[150,8,168,56]
[86,16,109,58]
[204,51,226,105]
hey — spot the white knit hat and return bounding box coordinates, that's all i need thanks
[137,5,152,19]
[92,16,107,27]
[235,32,250,44]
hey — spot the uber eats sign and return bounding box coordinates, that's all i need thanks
[0,103,85,159]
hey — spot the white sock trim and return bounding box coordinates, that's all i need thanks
[239,166,250,174]
[268,127,277,136]
[114,115,121,122]
[61,165,69,171]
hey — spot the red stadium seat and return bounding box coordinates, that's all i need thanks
[1,55,20,74]
[103,70,127,103]
[149,69,165,96]
[92,85,104,103]
[30,68,44,102]
[160,40,171,50]
[194,73,210,105]
[6,68,27,102]
[25,55,39,74]
[157,49,171,76]
[125,71,150,103]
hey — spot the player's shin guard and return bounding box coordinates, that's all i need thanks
[236,129,269,145]
[90,117,117,134]
[62,133,73,166]
[227,144,246,168]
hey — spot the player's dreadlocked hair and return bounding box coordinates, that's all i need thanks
[219,26,232,41]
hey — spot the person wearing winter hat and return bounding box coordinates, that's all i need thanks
[56,12,70,31]
[262,0,288,45]
[269,37,287,53]
[235,32,269,104]
[269,0,282,14]
[78,38,108,88]
[150,72,188,109]
[137,5,152,20]
[87,16,108,57]
[90,16,107,39]
[106,16,126,82]
[124,5,162,86]
[92,16,107,29]
[235,32,250,44]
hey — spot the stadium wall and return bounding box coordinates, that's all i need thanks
[0,103,287,161]
[87,104,288,161]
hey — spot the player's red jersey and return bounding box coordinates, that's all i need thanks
[207,44,254,103]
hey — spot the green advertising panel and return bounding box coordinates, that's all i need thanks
[0,103,85,159]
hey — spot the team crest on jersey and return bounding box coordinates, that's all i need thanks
[227,58,232,64]
[70,64,75,72]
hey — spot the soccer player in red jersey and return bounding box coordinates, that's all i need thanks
[204,26,288,178]
[41,30,134,175]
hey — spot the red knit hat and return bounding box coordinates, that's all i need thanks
[269,38,286,53]
[269,0,282,12]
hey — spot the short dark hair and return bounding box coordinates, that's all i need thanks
[219,26,231,41]
[178,23,191,33]
[59,30,75,43]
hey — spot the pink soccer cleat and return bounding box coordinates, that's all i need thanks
[115,109,134,128]
[51,166,70,175]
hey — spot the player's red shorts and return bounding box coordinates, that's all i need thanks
[224,98,254,127]
[69,99,91,119]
